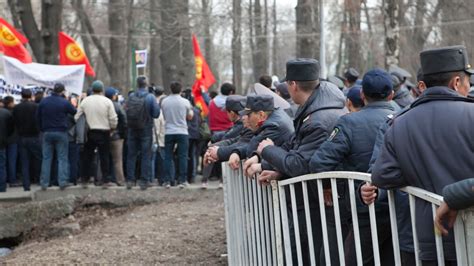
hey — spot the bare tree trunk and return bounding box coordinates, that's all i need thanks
[161,0,183,92]
[124,0,134,90]
[335,7,346,75]
[312,0,320,59]
[253,0,268,80]
[383,0,400,68]
[201,0,212,64]
[6,0,22,29]
[78,9,93,87]
[296,0,314,58]
[149,0,163,86]
[73,0,112,78]
[179,0,194,87]
[11,0,43,62]
[41,0,62,64]
[249,0,255,80]
[271,0,278,76]
[109,0,129,92]
[346,0,361,71]
[232,0,243,92]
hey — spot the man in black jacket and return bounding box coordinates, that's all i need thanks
[244,58,347,264]
[0,105,14,192]
[227,94,294,170]
[372,45,474,264]
[13,89,42,191]
[203,95,253,188]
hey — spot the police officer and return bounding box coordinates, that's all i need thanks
[245,58,347,264]
[309,68,397,266]
[202,95,254,188]
[227,94,294,169]
[390,71,415,108]
[372,45,474,264]
[209,95,247,144]
[342,67,360,95]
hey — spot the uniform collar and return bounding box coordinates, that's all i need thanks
[363,101,395,110]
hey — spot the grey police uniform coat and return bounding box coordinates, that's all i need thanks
[443,178,474,210]
[232,108,294,158]
[371,86,474,261]
[309,101,396,225]
[261,81,347,178]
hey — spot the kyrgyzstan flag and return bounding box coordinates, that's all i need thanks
[0,18,32,63]
[191,34,215,117]
[58,31,95,77]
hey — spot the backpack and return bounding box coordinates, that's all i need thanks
[126,93,148,129]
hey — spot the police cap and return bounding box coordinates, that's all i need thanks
[344,67,360,82]
[239,94,274,115]
[420,45,474,76]
[284,58,320,81]
[225,95,247,112]
[362,68,393,97]
[346,85,364,107]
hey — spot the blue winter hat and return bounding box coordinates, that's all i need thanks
[362,68,393,97]
[346,85,364,107]
[105,87,118,99]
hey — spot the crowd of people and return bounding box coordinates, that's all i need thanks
[1,44,474,264]
[0,76,218,191]
[203,45,474,265]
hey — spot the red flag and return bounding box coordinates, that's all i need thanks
[58,31,95,77]
[191,34,215,116]
[0,19,32,63]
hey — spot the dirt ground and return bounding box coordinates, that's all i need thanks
[0,189,227,265]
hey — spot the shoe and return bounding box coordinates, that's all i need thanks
[116,181,124,187]
[138,181,149,191]
[126,182,133,190]
[219,182,223,189]
[9,182,22,188]
[102,182,113,189]
[165,182,171,189]
[201,182,208,189]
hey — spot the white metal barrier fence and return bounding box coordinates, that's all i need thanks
[222,163,471,266]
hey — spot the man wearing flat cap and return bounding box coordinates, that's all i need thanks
[202,95,254,188]
[343,67,360,95]
[226,94,294,170]
[244,58,347,264]
[372,45,474,264]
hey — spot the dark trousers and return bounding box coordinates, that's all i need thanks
[6,143,18,184]
[163,134,189,185]
[344,218,394,266]
[18,136,42,190]
[0,148,6,192]
[320,203,352,265]
[126,128,153,184]
[68,142,80,184]
[288,206,323,265]
[81,130,111,183]
[187,138,198,183]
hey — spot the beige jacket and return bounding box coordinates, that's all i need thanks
[153,95,166,147]
[75,94,118,130]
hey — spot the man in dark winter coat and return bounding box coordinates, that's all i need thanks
[0,106,14,192]
[226,94,294,170]
[244,58,347,265]
[372,45,474,264]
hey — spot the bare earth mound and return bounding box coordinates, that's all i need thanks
[0,189,227,265]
